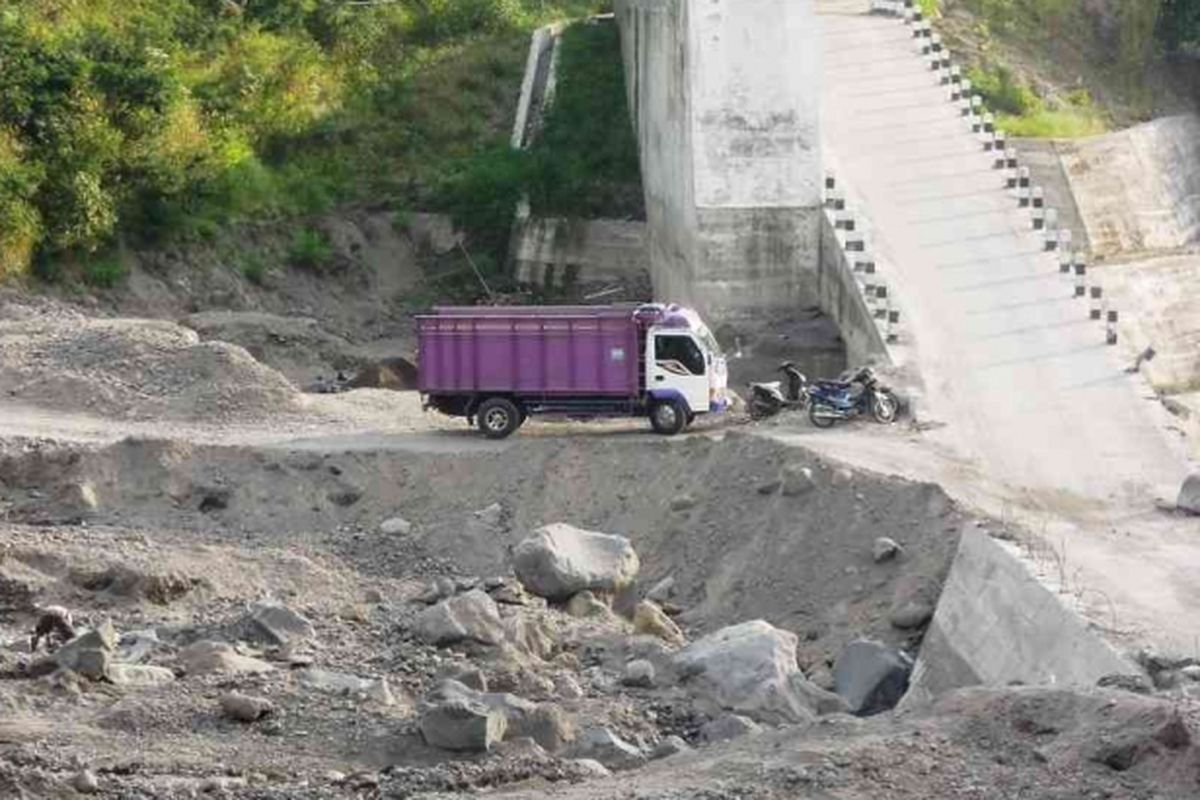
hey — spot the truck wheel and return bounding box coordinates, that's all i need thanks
[477,397,521,439]
[650,399,687,436]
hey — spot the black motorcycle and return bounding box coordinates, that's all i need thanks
[807,366,898,428]
[748,362,809,420]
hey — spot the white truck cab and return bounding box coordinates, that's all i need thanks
[641,305,728,426]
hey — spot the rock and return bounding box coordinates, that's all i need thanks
[756,479,782,495]
[833,639,912,716]
[246,601,315,646]
[670,494,697,512]
[1181,665,1200,682]
[674,620,816,724]
[832,468,855,486]
[622,659,655,688]
[54,621,118,676]
[1097,673,1155,694]
[501,701,575,753]
[1153,669,1183,690]
[72,769,100,794]
[888,599,934,629]
[494,736,548,759]
[379,516,413,535]
[73,565,194,605]
[178,641,274,676]
[108,664,176,687]
[633,600,685,646]
[872,537,903,563]
[512,523,640,601]
[420,682,507,752]
[781,464,816,497]
[570,758,611,778]
[296,668,394,704]
[503,614,556,660]
[73,648,111,681]
[117,629,161,664]
[651,735,691,759]
[220,692,274,722]
[324,770,347,784]
[645,576,675,603]
[701,713,762,743]
[419,576,457,605]
[1177,473,1200,514]
[489,580,531,606]
[554,672,585,700]
[807,664,836,692]
[792,677,851,716]
[568,727,646,771]
[415,589,506,646]
[567,590,616,620]
[888,574,938,629]
[440,665,488,692]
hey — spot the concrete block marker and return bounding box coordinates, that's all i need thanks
[853,255,877,275]
[1042,208,1059,244]
[1057,229,1072,253]
[1058,247,1074,274]
[834,209,855,231]
[1089,286,1104,320]
[1106,310,1119,345]
[1032,204,1046,230]
[901,530,1139,709]
[1031,186,1045,209]
[1073,261,1088,297]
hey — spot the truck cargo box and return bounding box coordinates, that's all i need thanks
[417,306,641,397]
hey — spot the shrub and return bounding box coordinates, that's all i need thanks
[82,256,126,289]
[288,227,333,270]
[240,253,268,286]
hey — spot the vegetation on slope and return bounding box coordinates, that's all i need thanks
[930,0,1200,136]
[0,0,607,282]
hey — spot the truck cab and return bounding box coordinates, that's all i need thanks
[639,305,729,435]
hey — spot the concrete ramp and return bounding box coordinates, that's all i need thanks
[819,9,1189,507]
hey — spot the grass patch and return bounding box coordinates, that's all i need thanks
[997,108,1107,138]
[525,19,644,219]
[240,253,268,286]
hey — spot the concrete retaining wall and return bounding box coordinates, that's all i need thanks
[614,0,823,328]
[816,213,890,367]
[1011,138,1091,254]
[1056,114,1200,259]
[512,217,650,290]
[903,529,1138,708]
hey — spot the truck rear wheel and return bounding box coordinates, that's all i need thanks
[650,399,687,436]
[477,397,522,439]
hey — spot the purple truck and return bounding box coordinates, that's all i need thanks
[417,303,729,438]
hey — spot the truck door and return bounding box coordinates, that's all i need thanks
[650,333,710,414]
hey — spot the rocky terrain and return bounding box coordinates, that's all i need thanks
[0,288,1197,799]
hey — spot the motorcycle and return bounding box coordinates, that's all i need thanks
[807,366,899,428]
[748,362,809,420]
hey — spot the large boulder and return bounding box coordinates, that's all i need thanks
[673,620,818,724]
[833,639,913,716]
[419,681,507,752]
[568,727,646,771]
[1178,473,1200,515]
[178,641,274,676]
[415,589,506,646]
[422,680,574,753]
[633,601,685,646]
[512,524,640,601]
[245,601,315,646]
[52,621,118,679]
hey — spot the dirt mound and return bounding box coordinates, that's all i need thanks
[0,318,298,423]
[0,432,964,673]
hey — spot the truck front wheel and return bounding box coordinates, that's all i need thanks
[650,399,687,436]
[476,397,522,439]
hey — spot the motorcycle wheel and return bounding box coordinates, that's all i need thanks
[872,391,898,424]
[809,403,836,429]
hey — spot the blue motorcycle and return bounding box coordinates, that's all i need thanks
[807,366,898,428]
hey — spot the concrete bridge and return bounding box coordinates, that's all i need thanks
[614,0,1192,509]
